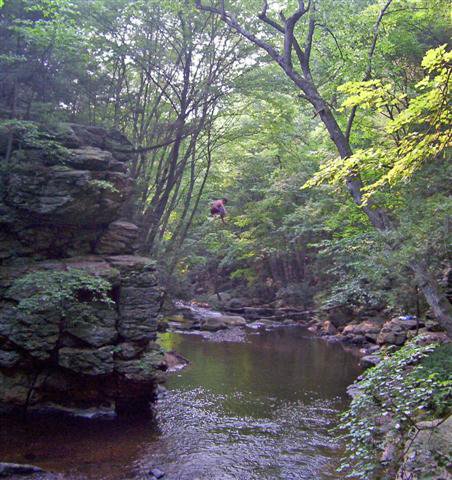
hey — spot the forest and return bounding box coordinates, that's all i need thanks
[0,0,451,479]
[1,0,451,318]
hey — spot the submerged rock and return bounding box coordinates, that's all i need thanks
[163,351,189,371]
[0,462,44,477]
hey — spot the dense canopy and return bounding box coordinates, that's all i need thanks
[0,0,450,322]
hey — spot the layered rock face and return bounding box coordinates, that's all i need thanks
[0,123,165,416]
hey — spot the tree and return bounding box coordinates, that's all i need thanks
[195,0,452,332]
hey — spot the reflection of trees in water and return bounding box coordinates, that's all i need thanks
[158,332,183,352]
[166,329,362,417]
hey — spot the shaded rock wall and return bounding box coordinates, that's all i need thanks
[0,123,165,416]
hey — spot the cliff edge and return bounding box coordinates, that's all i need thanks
[0,122,165,417]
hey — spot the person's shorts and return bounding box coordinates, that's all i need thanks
[211,206,225,216]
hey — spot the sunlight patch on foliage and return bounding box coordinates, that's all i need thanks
[304,45,451,202]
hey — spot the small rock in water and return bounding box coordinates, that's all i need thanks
[149,467,165,478]
[0,462,44,476]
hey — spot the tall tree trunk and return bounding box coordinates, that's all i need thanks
[308,86,452,331]
[409,259,452,336]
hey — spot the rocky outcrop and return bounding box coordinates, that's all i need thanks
[0,123,165,416]
[308,309,449,366]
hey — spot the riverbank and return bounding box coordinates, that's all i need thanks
[163,300,448,368]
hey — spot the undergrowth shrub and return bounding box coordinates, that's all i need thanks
[338,339,452,478]
[9,269,114,314]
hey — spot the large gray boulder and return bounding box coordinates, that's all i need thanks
[216,314,247,327]
[0,123,134,260]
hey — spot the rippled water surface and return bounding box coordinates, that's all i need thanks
[0,327,362,479]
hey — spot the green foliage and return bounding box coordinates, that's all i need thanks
[0,120,70,161]
[1,0,449,317]
[88,179,119,194]
[10,269,113,314]
[0,0,90,122]
[339,339,452,478]
[414,343,452,415]
[305,45,451,201]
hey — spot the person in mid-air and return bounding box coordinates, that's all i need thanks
[210,197,228,224]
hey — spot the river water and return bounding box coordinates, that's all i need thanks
[0,327,361,479]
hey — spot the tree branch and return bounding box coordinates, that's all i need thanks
[346,0,393,140]
[196,0,285,66]
[283,1,308,68]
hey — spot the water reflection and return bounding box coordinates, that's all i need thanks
[0,327,361,479]
[136,328,362,479]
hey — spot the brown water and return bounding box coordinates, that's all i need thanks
[0,327,362,479]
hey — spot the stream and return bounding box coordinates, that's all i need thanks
[0,326,362,480]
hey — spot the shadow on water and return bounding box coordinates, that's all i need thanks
[0,327,362,480]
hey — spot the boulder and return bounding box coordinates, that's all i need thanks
[200,317,227,331]
[348,334,367,345]
[95,220,139,255]
[390,317,419,330]
[321,320,337,335]
[163,351,189,371]
[341,321,382,345]
[377,330,407,346]
[342,321,381,336]
[376,317,421,346]
[215,314,247,327]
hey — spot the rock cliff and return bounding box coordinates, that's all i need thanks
[0,123,165,416]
